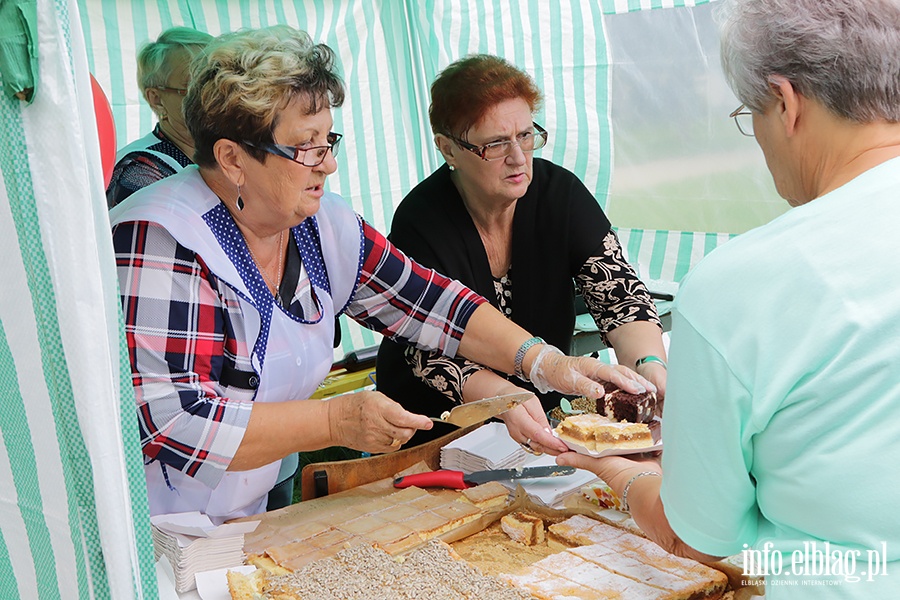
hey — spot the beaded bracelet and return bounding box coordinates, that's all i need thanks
[635,355,667,370]
[514,336,544,380]
[622,471,661,512]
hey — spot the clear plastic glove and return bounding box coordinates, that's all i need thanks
[528,344,656,399]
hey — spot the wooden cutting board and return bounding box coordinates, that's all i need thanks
[299,422,481,500]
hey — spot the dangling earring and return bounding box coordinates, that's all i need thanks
[448,164,456,171]
[236,185,245,211]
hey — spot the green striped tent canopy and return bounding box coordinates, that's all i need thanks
[79,0,783,355]
[1,0,782,597]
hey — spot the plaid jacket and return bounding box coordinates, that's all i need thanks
[113,213,485,488]
[106,124,192,208]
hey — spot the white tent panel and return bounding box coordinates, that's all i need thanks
[0,0,157,597]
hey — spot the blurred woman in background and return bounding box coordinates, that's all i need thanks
[106,26,212,207]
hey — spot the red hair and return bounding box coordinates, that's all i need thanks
[429,54,543,139]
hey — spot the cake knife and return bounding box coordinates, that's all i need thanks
[392,465,576,489]
[430,392,533,428]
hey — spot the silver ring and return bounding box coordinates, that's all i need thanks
[519,439,541,456]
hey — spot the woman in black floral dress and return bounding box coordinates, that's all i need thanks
[377,55,667,454]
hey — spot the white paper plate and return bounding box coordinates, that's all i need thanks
[553,432,663,457]
[553,417,662,457]
[195,565,256,600]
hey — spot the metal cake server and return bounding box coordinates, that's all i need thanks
[430,392,532,428]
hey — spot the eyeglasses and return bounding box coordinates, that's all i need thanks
[448,122,548,161]
[155,86,188,97]
[729,104,754,137]
[244,132,342,167]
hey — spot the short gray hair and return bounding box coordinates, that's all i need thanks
[715,0,900,122]
[136,27,213,94]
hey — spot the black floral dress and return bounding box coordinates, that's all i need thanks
[404,229,660,403]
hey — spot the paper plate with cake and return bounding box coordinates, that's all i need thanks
[551,388,662,457]
[553,413,662,457]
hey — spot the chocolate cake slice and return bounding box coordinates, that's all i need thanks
[603,389,656,424]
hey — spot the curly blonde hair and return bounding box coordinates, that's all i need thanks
[184,25,345,167]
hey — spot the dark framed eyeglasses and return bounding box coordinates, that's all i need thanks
[244,132,342,167]
[155,86,188,97]
[729,104,754,137]
[448,122,548,161]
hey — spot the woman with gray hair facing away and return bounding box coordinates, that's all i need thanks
[106,26,212,207]
[109,25,653,523]
[558,1,900,596]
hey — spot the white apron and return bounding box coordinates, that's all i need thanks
[111,167,363,523]
[114,129,185,173]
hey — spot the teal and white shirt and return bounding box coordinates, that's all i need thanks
[661,157,900,599]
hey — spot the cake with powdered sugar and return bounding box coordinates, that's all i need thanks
[500,515,730,600]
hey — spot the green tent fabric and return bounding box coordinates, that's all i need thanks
[0,0,39,102]
[77,0,782,356]
[0,0,155,597]
[1,0,784,597]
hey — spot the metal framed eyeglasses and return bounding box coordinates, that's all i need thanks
[729,104,754,137]
[155,86,188,97]
[449,122,548,161]
[245,132,342,167]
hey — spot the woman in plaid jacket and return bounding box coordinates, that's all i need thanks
[110,25,653,522]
